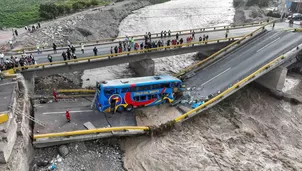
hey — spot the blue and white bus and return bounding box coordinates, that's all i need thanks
[95,75,182,113]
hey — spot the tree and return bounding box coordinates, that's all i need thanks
[90,0,99,6]
[39,3,58,19]
[72,2,83,11]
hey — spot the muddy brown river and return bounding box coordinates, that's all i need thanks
[121,73,302,171]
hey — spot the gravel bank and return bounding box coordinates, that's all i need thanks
[11,0,152,49]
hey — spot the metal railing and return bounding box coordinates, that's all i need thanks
[11,21,268,53]
[32,21,286,140]
[12,36,243,72]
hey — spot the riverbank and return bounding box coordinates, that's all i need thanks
[0,0,154,50]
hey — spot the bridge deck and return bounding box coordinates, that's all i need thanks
[183,30,302,103]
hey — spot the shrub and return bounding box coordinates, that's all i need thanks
[72,2,83,11]
[56,4,65,14]
[246,0,269,7]
[90,0,99,6]
[39,3,58,19]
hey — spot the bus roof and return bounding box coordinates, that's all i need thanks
[100,75,181,87]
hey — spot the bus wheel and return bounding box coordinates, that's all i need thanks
[117,106,124,112]
[126,105,133,112]
[165,99,170,104]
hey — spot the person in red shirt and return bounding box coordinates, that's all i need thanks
[65,110,71,122]
[53,88,58,102]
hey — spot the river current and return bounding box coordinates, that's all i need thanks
[118,0,302,170]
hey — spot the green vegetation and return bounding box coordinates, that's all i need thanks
[233,0,270,8]
[246,0,269,7]
[0,0,109,28]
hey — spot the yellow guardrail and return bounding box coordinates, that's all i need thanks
[175,54,287,122]
[12,21,268,52]
[175,21,275,77]
[33,126,150,139]
[57,89,96,93]
[33,21,278,141]
[0,113,9,124]
[12,36,243,72]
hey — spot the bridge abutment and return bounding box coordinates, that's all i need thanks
[129,59,155,76]
[256,66,288,91]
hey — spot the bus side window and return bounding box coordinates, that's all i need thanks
[151,94,157,99]
[134,96,139,101]
[104,88,115,97]
[147,95,152,100]
[130,87,136,92]
[152,84,160,89]
[163,83,170,88]
[140,96,147,101]
[121,88,129,93]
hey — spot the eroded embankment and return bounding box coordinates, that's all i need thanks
[0,76,34,171]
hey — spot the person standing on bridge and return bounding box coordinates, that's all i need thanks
[71,46,76,54]
[168,30,171,37]
[225,28,229,38]
[53,43,57,54]
[93,46,98,56]
[164,30,167,37]
[176,32,179,40]
[148,32,151,40]
[123,41,127,51]
[192,30,195,39]
[67,40,71,48]
[114,46,118,56]
[80,43,85,54]
[36,44,41,54]
[161,31,163,39]
[140,42,144,50]
[47,54,53,64]
[62,51,67,61]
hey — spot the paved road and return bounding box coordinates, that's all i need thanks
[8,22,293,65]
[184,30,302,101]
[0,79,16,113]
[34,98,137,134]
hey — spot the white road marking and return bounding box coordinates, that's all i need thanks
[0,82,17,86]
[203,56,226,70]
[201,67,231,87]
[256,37,280,53]
[43,110,93,115]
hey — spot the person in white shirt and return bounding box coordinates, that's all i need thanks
[81,43,85,54]
[0,53,4,63]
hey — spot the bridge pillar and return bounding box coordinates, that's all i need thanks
[256,66,288,91]
[129,59,155,76]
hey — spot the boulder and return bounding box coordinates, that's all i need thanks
[58,145,69,157]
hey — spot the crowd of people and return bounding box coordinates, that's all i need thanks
[0,52,36,71]
[109,31,209,56]
[1,29,211,70]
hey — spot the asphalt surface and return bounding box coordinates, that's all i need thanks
[12,24,278,64]
[184,30,302,101]
[34,98,137,134]
[0,79,16,113]
[10,22,298,66]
